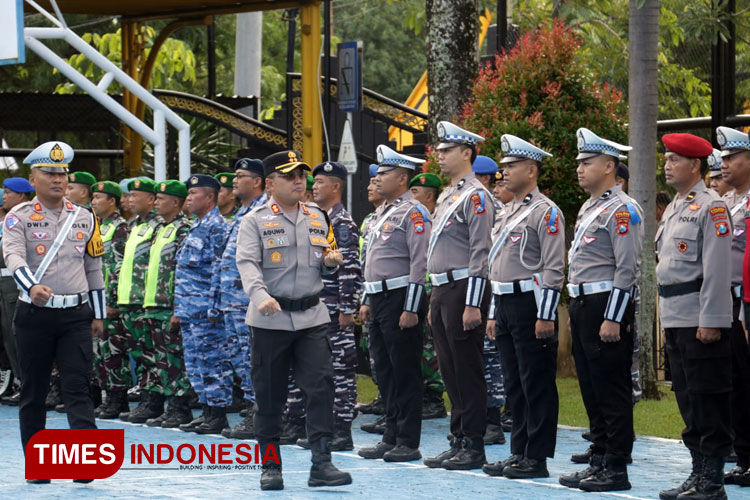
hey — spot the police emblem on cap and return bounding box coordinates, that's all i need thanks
[376,148,384,163]
[501,137,510,153]
[324,163,333,172]
[134,180,141,188]
[160,183,167,192]
[97,182,104,190]
[190,176,198,185]
[437,122,446,140]
[577,131,585,149]
[50,144,65,162]
[70,173,76,182]
[220,175,227,183]
[708,154,718,167]
[419,176,426,184]
[717,129,726,147]
[288,151,298,163]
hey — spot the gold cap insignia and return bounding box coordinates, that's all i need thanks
[50,144,64,162]
[70,174,76,182]
[160,183,167,192]
[220,176,227,183]
[419,176,426,184]
[134,180,141,188]
[190,177,198,185]
[288,151,298,163]
[97,182,104,190]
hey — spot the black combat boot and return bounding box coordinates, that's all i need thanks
[422,389,447,419]
[677,456,728,500]
[128,391,164,423]
[330,419,354,451]
[724,455,749,485]
[503,457,550,479]
[179,404,208,432]
[424,435,462,468]
[259,441,283,491]
[660,450,704,500]
[195,406,229,434]
[308,437,352,487]
[578,461,631,492]
[483,454,521,477]
[358,441,395,459]
[45,380,63,409]
[222,406,255,439]
[160,396,193,428]
[279,416,306,444]
[98,390,129,419]
[483,406,506,445]
[360,415,386,434]
[442,437,487,470]
[560,453,604,488]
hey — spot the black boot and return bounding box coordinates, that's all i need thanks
[128,391,164,423]
[222,408,255,439]
[279,416,306,444]
[560,453,604,488]
[424,436,461,468]
[578,461,631,492]
[503,457,549,479]
[120,390,147,421]
[55,403,66,413]
[442,437,487,470]
[308,437,352,487]
[360,415,386,434]
[160,396,193,428]
[572,444,594,464]
[98,390,129,419]
[483,454,522,477]
[422,389,447,419]
[180,404,208,432]
[677,456,727,500]
[484,406,506,445]
[330,419,354,451]
[660,451,704,500]
[724,455,748,485]
[259,441,283,491]
[383,444,422,462]
[195,406,229,434]
[356,393,384,415]
[45,380,62,409]
[500,407,512,432]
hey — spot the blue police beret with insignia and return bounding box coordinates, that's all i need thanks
[500,134,553,164]
[472,155,498,175]
[436,121,485,149]
[23,141,74,173]
[185,174,220,191]
[369,164,379,177]
[576,128,632,161]
[234,157,264,177]
[313,161,347,180]
[716,126,750,157]
[3,177,34,194]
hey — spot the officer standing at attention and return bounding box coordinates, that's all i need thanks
[708,154,731,196]
[215,158,267,440]
[473,153,508,446]
[409,172,441,213]
[142,180,193,428]
[65,171,96,206]
[4,142,105,480]
[560,128,642,492]
[236,150,350,490]
[90,181,131,419]
[0,177,34,402]
[493,169,514,205]
[116,178,164,423]
[656,133,732,500]
[215,172,239,221]
[425,122,495,471]
[175,174,232,435]
[289,161,362,450]
[715,127,750,487]
[482,134,564,480]
[357,145,430,462]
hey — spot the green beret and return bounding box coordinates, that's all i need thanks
[128,178,157,193]
[68,171,97,186]
[154,179,188,198]
[306,174,314,191]
[214,172,235,188]
[92,180,122,200]
[410,173,442,189]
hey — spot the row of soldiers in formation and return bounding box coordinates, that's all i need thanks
[2,120,749,495]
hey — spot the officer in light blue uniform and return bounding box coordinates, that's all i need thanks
[174,174,232,435]
[212,158,268,440]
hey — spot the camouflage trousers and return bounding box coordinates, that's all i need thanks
[483,334,506,409]
[287,315,357,422]
[181,317,233,407]
[631,292,642,404]
[145,308,191,397]
[94,315,132,391]
[121,308,158,391]
[224,310,254,402]
[367,323,446,394]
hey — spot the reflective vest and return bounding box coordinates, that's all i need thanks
[117,219,158,306]
[143,221,180,308]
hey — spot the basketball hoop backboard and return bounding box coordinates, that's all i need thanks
[0,0,25,66]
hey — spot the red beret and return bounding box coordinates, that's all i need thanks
[662,133,713,158]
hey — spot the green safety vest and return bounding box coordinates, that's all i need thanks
[100,221,117,287]
[142,221,180,308]
[117,219,158,306]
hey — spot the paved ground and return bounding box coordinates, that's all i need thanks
[1,404,748,500]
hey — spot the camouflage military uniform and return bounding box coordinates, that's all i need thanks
[174,205,232,407]
[95,211,131,390]
[287,203,361,423]
[143,213,192,396]
[117,211,162,391]
[209,193,267,404]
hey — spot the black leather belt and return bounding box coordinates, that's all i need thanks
[271,293,320,312]
[657,279,703,298]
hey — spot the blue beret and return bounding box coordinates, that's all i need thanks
[473,155,498,175]
[186,174,220,190]
[119,178,131,194]
[369,164,378,177]
[313,161,347,180]
[3,177,34,194]
[235,158,264,177]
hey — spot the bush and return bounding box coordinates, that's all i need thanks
[460,21,627,224]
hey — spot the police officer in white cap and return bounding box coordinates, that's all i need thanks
[4,142,105,483]
[707,149,731,196]
[358,145,431,463]
[482,134,564,480]
[424,121,495,471]
[560,128,642,492]
[716,126,750,486]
